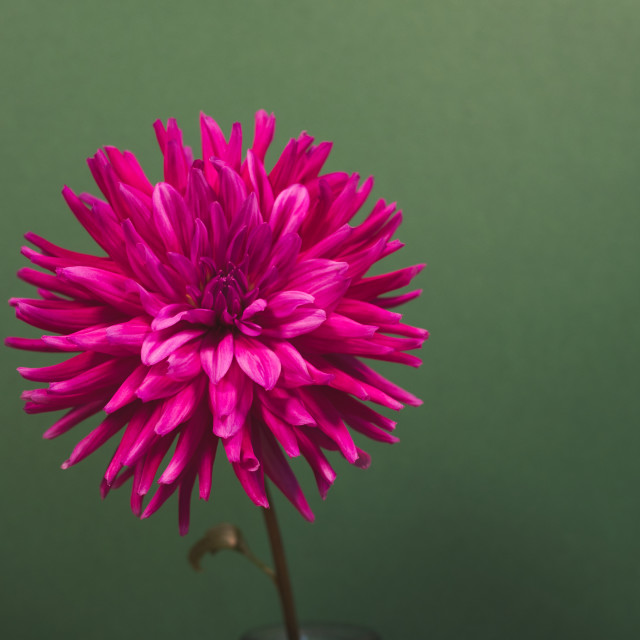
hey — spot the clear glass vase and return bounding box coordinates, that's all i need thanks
[240,623,381,640]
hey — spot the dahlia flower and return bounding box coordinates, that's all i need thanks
[9,111,427,534]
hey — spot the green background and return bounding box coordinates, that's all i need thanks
[1,1,639,638]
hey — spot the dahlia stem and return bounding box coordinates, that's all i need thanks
[263,482,300,640]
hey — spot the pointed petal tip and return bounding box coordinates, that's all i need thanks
[99,475,114,500]
[254,496,269,509]
[301,505,315,522]
[60,460,71,470]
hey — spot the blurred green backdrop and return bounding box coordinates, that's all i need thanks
[1,1,639,638]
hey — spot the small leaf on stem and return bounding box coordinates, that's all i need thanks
[188,522,276,581]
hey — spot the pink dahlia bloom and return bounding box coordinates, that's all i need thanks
[8,111,427,534]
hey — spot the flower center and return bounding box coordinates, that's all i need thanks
[184,261,259,330]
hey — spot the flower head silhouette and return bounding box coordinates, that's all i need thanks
[8,111,427,534]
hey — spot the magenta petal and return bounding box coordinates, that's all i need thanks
[164,139,190,194]
[101,465,134,499]
[60,266,144,316]
[18,351,107,382]
[299,389,358,463]
[160,406,208,484]
[104,404,151,483]
[130,463,145,515]
[349,264,426,299]
[242,298,267,320]
[269,138,298,194]
[246,223,273,277]
[17,266,93,300]
[266,291,315,318]
[267,341,315,387]
[178,465,198,535]
[42,400,105,440]
[24,387,116,414]
[154,377,206,436]
[136,434,177,496]
[6,336,68,352]
[336,298,402,325]
[186,170,215,225]
[62,405,135,468]
[234,334,281,390]
[14,299,123,334]
[151,304,215,331]
[257,427,313,522]
[104,146,153,195]
[166,342,203,380]
[251,110,275,162]
[260,406,300,457]
[286,259,350,309]
[49,357,138,396]
[201,332,234,384]
[331,354,423,407]
[137,366,188,402]
[297,141,333,183]
[152,182,193,254]
[122,403,162,467]
[141,326,206,366]
[232,462,268,508]
[219,164,248,220]
[343,412,400,445]
[210,362,253,438]
[261,307,327,339]
[373,289,423,308]
[269,184,310,239]
[221,428,242,465]
[310,312,377,339]
[61,186,122,258]
[246,149,274,217]
[294,427,336,499]
[197,434,219,500]
[51,322,144,356]
[226,122,243,173]
[257,388,315,426]
[140,482,179,520]
[354,447,372,470]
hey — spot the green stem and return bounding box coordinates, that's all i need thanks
[262,482,300,640]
